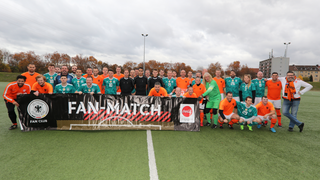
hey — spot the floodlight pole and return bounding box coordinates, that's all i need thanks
[142,34,148,75]
[284,42,291,57]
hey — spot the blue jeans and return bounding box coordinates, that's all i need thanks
[282,99,302,128]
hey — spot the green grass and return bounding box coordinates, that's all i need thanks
[0,82,320,180]
[309,82,320,91]
[0,72,21,82]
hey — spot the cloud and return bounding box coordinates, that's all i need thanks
[1,0,319,70]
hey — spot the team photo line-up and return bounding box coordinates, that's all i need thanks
[3,63,313,132]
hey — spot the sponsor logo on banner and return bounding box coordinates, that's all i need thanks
[27,99,49,119]
[180,104,194,123]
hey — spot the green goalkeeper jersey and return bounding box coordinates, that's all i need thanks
[236,101,257,119]
[54,83,76,94]
[162,77,176,94]
[77,83,101,94]
[225,77,242,97]
[251,78,265,97]
[44,73,58,87]
[102,77,119,95]
[240,82,256,101]
[202,80,221,101]
[72,77,86,90]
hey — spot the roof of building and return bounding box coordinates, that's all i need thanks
[289,65,320,71]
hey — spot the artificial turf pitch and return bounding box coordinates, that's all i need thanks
[0,82,319,180]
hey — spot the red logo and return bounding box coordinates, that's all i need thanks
[182,106,193,117]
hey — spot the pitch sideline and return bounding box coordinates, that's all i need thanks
[147,130,159,180]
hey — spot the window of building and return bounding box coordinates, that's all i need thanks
[300,71,303,73]
[316,75,318,77]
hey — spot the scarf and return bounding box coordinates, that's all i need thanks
[284,77,296,101]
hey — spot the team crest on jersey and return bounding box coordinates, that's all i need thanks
[27,99,49,119]
[266,107,269,109]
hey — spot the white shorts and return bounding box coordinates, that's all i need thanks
[117,92,121,95]
[233,97,240,102]
[257,115,271,121]
[220,93,224,100]
[254,97,262,106]
[219,112,234,120]
[240,116,256,123]
[199,103,205,110]
[269,99,281,109]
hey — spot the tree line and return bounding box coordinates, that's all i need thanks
[0,49,257,78]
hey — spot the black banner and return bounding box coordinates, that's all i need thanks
[17,94,200,131]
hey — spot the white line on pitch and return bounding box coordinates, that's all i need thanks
[147,130,159,180]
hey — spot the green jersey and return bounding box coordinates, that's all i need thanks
[54,83,76,94]
[172,95,183,97]
[69,73,76,78]
[72,77,86,90]
[44,73,58,87]
[102,77,119,95]
[251,78,265,97]
[236,101,257,119]
[202,80,221,102]
[225,77,242,97]
[240,82,256,101]
[163,77,176,94]
[77,83,101,94]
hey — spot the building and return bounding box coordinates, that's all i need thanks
[289,64,320,82]
[259,57,289,78]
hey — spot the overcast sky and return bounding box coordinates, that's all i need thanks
[1,0,319,69]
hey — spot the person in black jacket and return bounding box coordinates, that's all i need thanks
[119,69,134,96]
[134,67,148,96]
[148,69,164,91]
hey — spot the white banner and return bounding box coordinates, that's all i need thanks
[179,104,195,123]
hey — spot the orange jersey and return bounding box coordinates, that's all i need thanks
[188,78,194,85]
[183,92,197,98]
[92,75,103,91]
[114,74,125,92]
[266,80,282,100]
[21,72,41,87]
[3,82,31,103]
[148,87,168,97]
[99,74,109,94]
[100,74,109,79]
[213,77,225,93]
[219,98,237,115]
[82,74,93,78]
[32,82,53,94]
[255,101,275,116]
[193,83,206,103]
[176,77,190,90]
